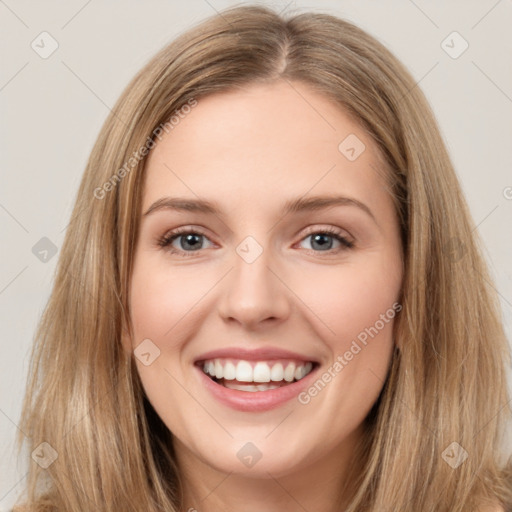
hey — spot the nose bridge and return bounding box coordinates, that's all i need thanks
[217,234,290,326]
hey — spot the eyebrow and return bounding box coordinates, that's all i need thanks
[143,195,376,222]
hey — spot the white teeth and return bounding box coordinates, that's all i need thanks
[223,361,236,380]
[283,363,295,382]
[255,383,281,391]
[214,360,223,379]
[270,363,284,381]
[225,382,259,392]
[253,362,271,382]
[223,382,282,392]
[201,358,314,385]
[294,362,312,380]
[235,360,253,382]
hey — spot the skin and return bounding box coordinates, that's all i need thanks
[122,79,404,512]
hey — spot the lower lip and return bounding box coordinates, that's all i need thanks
[195,363,319,412]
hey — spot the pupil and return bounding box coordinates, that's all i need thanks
[312,233,332,251]
[182,234,201,250]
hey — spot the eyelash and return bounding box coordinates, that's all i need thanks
[156,226,354,258]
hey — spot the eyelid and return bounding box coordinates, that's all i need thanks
[299,225,353,243]
[157,225,215,250]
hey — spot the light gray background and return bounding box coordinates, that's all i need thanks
[1,0,511,509]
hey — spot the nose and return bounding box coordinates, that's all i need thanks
[216,242,291,330]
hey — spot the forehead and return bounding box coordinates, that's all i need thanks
[142,80,391,217]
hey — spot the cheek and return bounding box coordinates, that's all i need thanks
[127,263,209,434]
[299,255,401,346]
[294,254,401,410]
[294,263,400,421]
[129,262,212,345]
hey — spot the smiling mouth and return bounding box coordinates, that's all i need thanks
[197,358,318,392]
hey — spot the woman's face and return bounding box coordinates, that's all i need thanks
[123,80,403,480]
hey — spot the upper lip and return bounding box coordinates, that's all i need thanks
[194,346,319,364]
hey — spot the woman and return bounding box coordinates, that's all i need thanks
[14,5,512,511]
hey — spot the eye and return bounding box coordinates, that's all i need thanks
[297,226,354,254]
[157,227,214,257]
[157,226,354,258]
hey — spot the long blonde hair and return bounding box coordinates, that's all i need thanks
[15,5,512,511]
